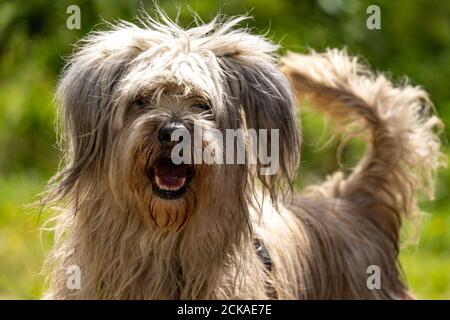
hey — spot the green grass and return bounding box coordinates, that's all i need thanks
[0,174,50,299]
[401,252,450,299]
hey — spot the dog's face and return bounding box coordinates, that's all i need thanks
[113,91,219,230]
[56,16,300,231]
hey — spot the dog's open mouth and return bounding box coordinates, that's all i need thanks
[149,157,193,200]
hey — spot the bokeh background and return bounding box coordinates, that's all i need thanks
[0,0,449,299]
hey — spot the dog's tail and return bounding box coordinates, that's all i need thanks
[281,49,444,246]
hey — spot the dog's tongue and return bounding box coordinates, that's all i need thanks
[154,159,187,190]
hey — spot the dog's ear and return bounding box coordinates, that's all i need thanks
[54,26,144,196]
[217,34,301,198]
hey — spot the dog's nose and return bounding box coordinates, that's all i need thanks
[158,122,186,146]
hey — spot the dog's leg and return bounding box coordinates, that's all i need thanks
[281,49,444,298]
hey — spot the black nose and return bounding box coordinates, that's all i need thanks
[158,122,186,146]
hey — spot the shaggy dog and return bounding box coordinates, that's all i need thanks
[43,12,443,299]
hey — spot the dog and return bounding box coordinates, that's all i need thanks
[43,12,444,299]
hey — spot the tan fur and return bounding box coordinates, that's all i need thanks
[42,12,444,300]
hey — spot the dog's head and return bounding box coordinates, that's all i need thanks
[55,14,300,231]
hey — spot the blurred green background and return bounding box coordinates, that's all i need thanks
[0,0,449,299]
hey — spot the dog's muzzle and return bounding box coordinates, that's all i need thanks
[148,157,194,200]
[146,121,194,200]
[158,121,185,148]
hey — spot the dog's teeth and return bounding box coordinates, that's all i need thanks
[155,176,186,191]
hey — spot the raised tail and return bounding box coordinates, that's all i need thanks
[281,49,444,245]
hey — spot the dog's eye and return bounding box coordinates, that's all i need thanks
[191,103,211,113]
[134,97,150,108]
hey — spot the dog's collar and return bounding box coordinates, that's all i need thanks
[254,238,277,298]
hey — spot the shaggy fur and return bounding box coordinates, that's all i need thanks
[43,12,444,299]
